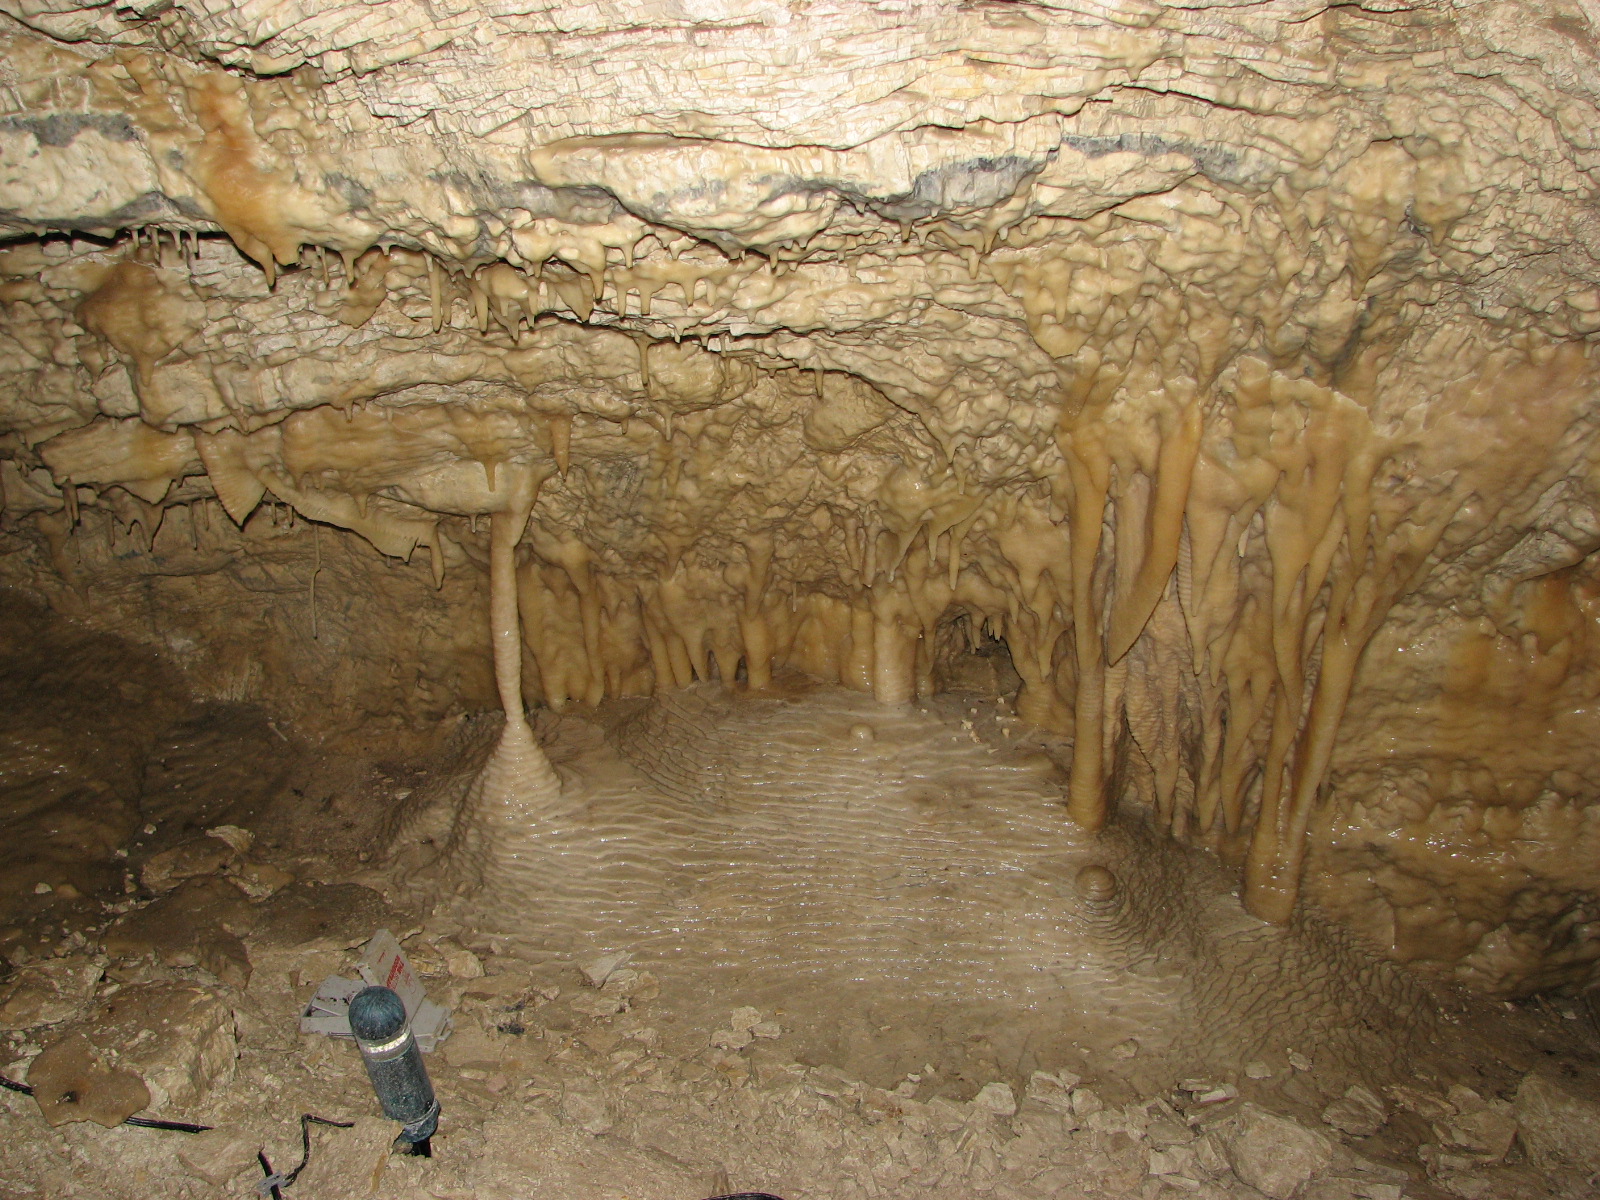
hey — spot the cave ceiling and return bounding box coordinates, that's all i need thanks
[2,0,1600,992]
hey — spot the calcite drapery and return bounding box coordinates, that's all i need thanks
[3,0,1600,989]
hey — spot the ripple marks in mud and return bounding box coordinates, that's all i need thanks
[418,684,1439,1091]
[424,686,1172,1065]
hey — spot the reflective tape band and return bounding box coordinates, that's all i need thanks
[360,1030,411,1056]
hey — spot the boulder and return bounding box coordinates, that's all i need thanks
[104,875,254,971]
[78,983,236,1111]
[139,834,239,893]
[1434,1086,1516,1163]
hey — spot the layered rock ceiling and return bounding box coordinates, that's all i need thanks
[2,0,1599,994]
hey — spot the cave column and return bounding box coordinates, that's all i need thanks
[871,613,916,705]
[1063,434,1113,831]
[868,584,919,705]
[476,465,561,808]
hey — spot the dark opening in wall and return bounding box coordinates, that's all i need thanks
[933,611,1021,699]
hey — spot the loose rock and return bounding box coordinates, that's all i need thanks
[177,1129,257,1186]
[1512,1066,1600,1170]
[0,956,101,1030]
[560,1085,613,1134]
[445,945,484,978]
[1223,1101,1334,1199]
[290,1116,394,1197]
[972,1081,1017,1117]
[1321,1085,1388,1138]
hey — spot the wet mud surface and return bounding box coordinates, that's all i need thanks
[2,592,1599,1199]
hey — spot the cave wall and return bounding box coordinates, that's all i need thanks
[3,0,1600,992]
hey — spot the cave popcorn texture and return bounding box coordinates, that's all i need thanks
[0,0,1599,998]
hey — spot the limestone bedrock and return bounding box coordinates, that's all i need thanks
[1,0,1599,993]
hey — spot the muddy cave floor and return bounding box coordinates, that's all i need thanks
[0,596,1598,1200]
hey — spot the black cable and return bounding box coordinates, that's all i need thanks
[8,1070,786,1196]
[284,1114,356,1186]
[254,1113,355,1195]
[123,1114,214,1133]
[256,1149,282,1200]
[1,1073,211,1133]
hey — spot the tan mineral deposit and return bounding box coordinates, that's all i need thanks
[0,1,1598,1197]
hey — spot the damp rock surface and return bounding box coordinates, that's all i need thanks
[1512,1067,1600,1171]
[1,0,1599,989]
[25,1031,149,1129]
[1,1,1599,1196]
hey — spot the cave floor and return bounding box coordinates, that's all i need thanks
[1,595,1598,1199]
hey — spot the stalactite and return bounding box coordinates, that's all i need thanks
[1106,404,1202,665]
[1062,428,1112,832]
[428,254,444,332]
[13,66,1592,947]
